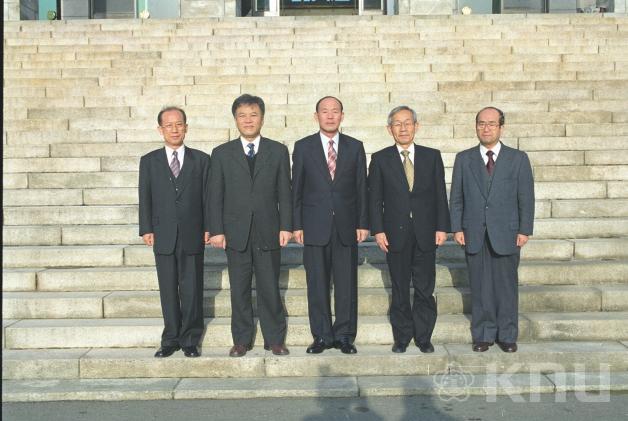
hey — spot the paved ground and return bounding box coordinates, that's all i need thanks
[4,393,628,421]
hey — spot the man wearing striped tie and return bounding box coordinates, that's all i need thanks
[368,106,450,354]
[292,96,369,355]
[139,106,211,359]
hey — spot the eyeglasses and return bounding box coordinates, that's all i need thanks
[391,121,416,129]
[161,122,185,131]
[476,122,500,129]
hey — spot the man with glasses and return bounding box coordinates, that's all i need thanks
[139,106,211,358]
[449,107,535,354]
[368,106,450,354]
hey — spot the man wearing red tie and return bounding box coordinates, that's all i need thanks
[292,96,369,354]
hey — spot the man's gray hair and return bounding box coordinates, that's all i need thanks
[387,106,418,126]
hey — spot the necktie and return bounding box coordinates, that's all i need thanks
[170,150,180,178]
[401,150,414,191]
[486,150,495,176]
[247,143,255,159]
[327,139,336,180]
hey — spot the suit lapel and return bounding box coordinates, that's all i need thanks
[412,144,430,192]
[252,137,269,181]
[229,139,251,177]
[332,134,348,183]
[310,134,332,184]
[469,145,489,200]
[487,143,513,200]
[174,147,193,196]
[158,147,178,195]
[389,146,409,191]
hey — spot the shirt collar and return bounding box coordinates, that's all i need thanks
[396,144,414,157]
[165,144,185,158]
[320,131,339,145]
[241,136,261,153]
[480,141,501,158]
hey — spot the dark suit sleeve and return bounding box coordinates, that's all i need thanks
[138,155,152,236]
[517,152,535,236]
[434,151,451,233]
[292,142,304,231]
[356,142,369,230]
[449,153,464,233]
[278,145,293,232]
[208,149,224,236]
[202,152,212,233]
[368,153,384,235]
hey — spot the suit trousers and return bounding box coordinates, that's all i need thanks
[154,236,205,348]
[386,229,437,345]
[225,223,286,346]
[303,222,358,344]
[466,234,520,343]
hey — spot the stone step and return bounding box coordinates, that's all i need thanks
[6,258,628,293]
[4,285,626,320]
[4,369,628,402]
[4,313,628,349]
[3,342,627,381]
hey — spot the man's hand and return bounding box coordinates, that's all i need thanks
[210,234,226,249]
[279,230,292,247]
[435,231,447,246]
[142,233,154,246]
[204,232,211,245]
[454,231,465,246]
[375,232,389,253]
[357,229,369,243]
[516,234,529,248]
[293,230,304,245]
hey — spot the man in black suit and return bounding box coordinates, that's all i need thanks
[368,106,450,354]
[292,96,369,355]
[209,94,292,357]
[139,106,211,358]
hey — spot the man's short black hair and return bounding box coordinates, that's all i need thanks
[157,106,187,126]
[231,94,265,117]
[315,96,344,113]
[475,106,505,126]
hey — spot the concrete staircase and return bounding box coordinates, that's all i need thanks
[3,14,628,401]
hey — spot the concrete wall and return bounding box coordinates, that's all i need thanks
[406,0,453,14]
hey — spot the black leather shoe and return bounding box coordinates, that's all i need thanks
[264,343,290,356]
[306,338,332,354]
[392,342,408,353]
[182,346,200,358]
[334,340,357,354]
[472,341,494,352]
[229,344,252,357]
[154,345,180,358]
[496,341,518,353]
[416,341,435,353]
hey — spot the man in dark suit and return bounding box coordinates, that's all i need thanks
[292,96,369,355]
[368,106,450,354]
[209,94,292,357]
[139,106,211,358]
[449,106,535,353]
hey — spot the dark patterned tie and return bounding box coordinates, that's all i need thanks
[170,150,180,178]
[247,143,255,159]
[327,139,336,180]
[401,150,414,191]
[486,150,495,176]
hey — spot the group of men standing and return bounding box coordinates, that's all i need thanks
[138,95,535,359]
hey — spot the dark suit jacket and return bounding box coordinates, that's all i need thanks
[138,146,211,255]
[209,137,292,252]
[449,143,535,256]
[292,132,368,246]
[369,144,451,253]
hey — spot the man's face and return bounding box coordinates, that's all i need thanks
[476,108,503,149]
[387,109,417,148]
[235,103,264,141]
[315,97,344,136]
[158,110,187,149]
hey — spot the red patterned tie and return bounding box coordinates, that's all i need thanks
[486,150,495,176]
[327,138,336,180]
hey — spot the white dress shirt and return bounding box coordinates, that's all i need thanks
[240,136,261,156]
[480,141,502,165]
[320,132,339,158]
[396,144,415,165]
[165,144,185,169]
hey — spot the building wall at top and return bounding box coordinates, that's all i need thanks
[180,0,237,17]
